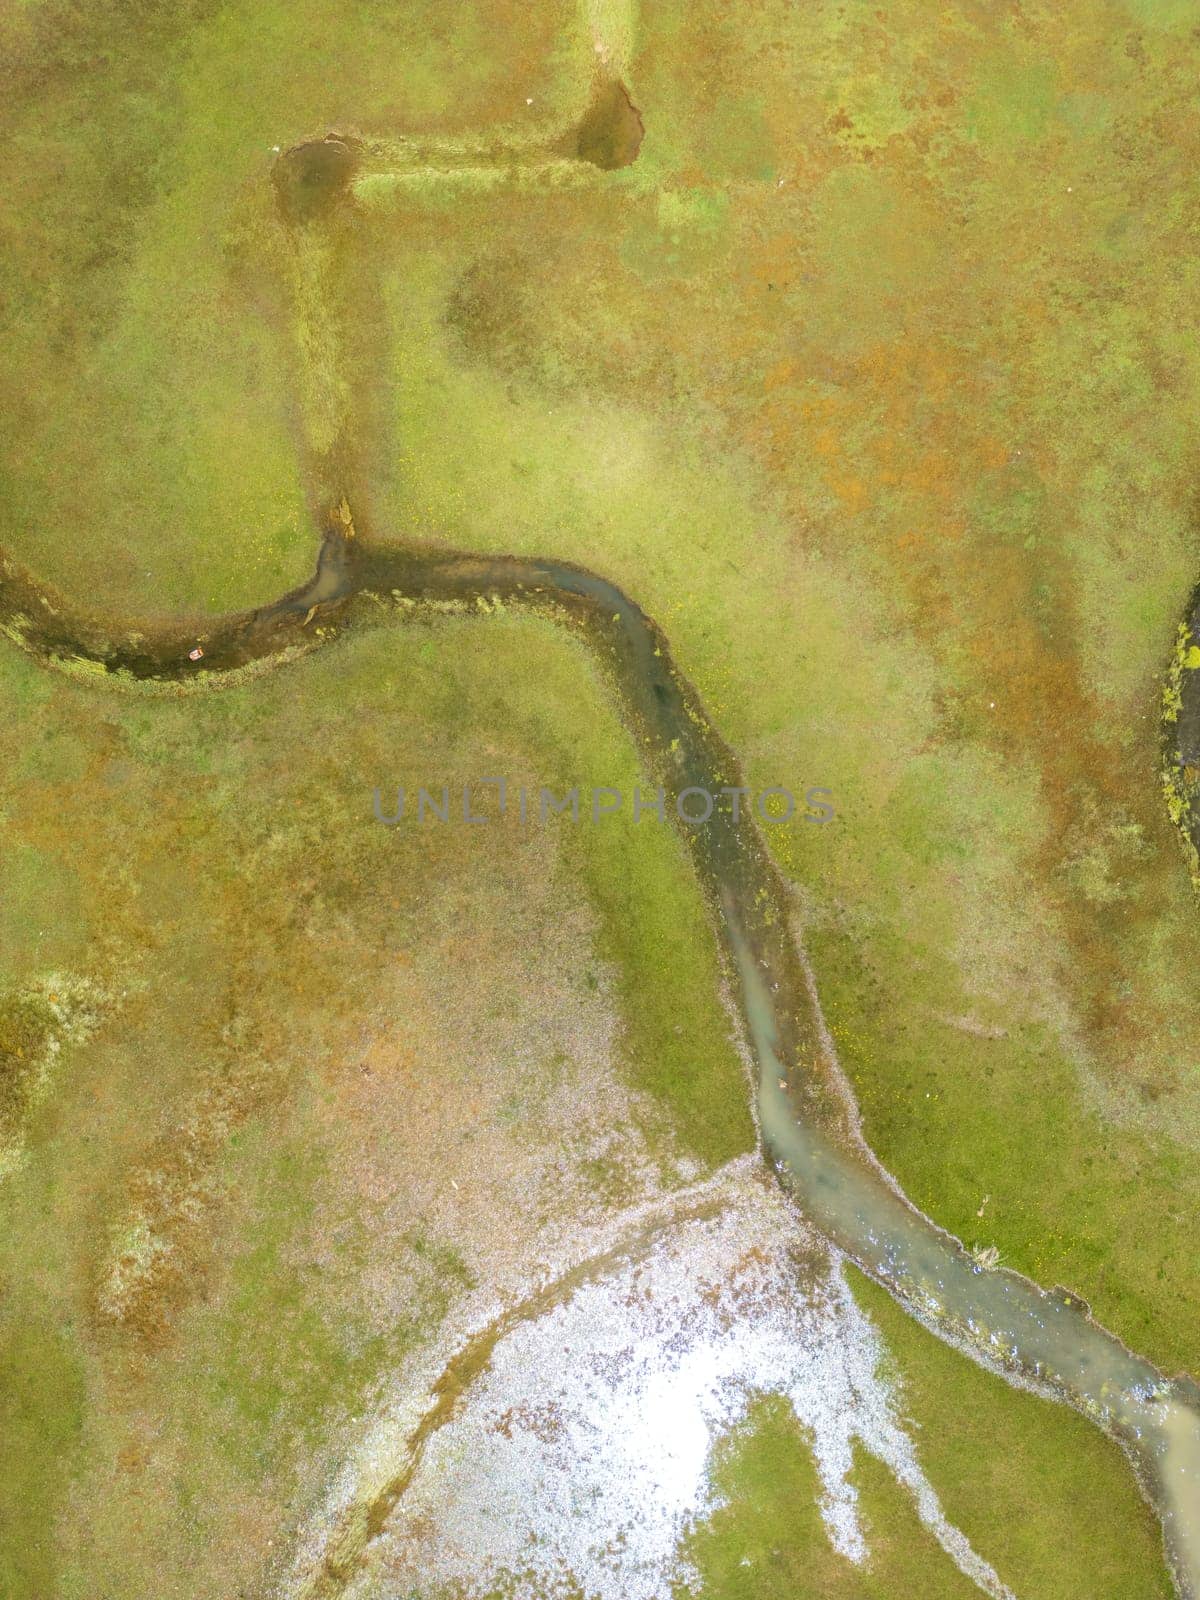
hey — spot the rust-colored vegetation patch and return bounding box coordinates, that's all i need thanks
[91,1040,284,1348]
[0,977,103,1175]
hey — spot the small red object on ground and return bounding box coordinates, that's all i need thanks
[188,647,204,661]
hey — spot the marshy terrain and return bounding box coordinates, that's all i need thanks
[1,1,1199,1597]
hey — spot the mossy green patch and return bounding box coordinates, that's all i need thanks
[0,1313,86,1599]
[0,986,58,1136]
[849,1267,1174,1598]
[813,916,1200,1374]
[0,841,88,977]
[197,1130,468,1478]
[965,57,1061,148]
[676,1394,978,1599]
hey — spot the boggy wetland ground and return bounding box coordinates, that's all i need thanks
[2,0,1200,1596]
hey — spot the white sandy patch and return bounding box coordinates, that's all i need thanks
[304,1167,1015,1600]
